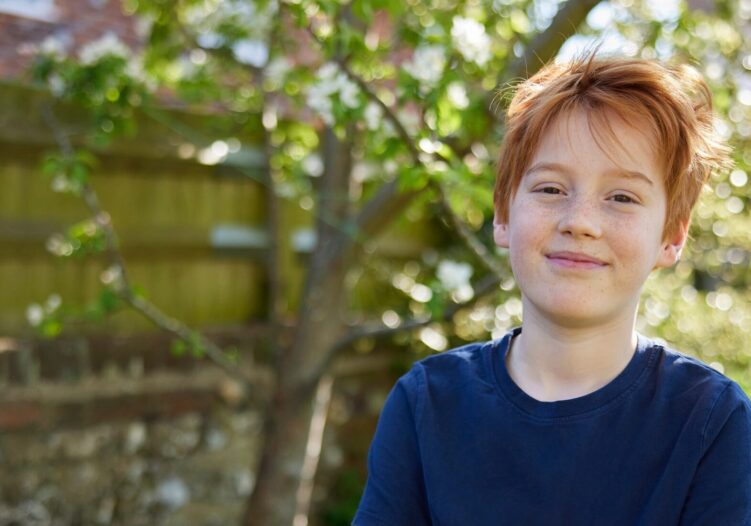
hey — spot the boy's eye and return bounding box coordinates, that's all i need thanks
[539,187,562,194]
[610,194,637,204]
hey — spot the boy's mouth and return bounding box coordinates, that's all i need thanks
[546,251,608,268]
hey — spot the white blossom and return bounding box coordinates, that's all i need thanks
[39,34,70,59]
[403,45,446,88]
[320,62,339,79]
[447,82,469,109]
[451,16,491,66]
[233,39,269,67]
[437,260,473,291]
[79,32,131,65]
[364,102,383,130]
[302,153,324,177]
[48,74,66,97]
[26,304,44,327]
[306,85,335,125]
[46,234,74,257]
[51,174,68,192]
[125,55,151,86]
[134,14,155,39]
[197,32,224,48]
[45,294,62,313]
[197,141,228,165]
[337,75,359,108]
[264,57,291,85]
[184,0,277,45]
[306,62,361,125]
[185,0,256,27]
[100,265,124,287]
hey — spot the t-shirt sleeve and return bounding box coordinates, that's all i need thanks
[679,382,751,526]
[352,365,432,526]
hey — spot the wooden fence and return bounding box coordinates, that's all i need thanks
[0,82,440,337]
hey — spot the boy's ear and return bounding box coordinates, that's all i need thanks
[654,220,689,269]
[493,215,510,249]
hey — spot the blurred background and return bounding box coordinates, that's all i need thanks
[1,0,750,524]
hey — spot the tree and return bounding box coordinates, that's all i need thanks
[26,0,751,524]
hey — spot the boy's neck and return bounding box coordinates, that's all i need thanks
[505,308,639,402]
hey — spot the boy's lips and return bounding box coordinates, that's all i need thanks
[546,251,608,268]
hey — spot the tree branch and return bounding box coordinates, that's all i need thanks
[41,104,251,386]
[334,60,507,283]
[260,3,286,373]
[434,185,506,280]
[494,0,603,99]
[301,25,426,266]
[330,272,501,358]
[334,58,421,164]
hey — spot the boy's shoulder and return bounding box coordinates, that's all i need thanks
[647,336,750,406]
[397,339,497,395]
[418,339,494,366]
[412,339,496,378]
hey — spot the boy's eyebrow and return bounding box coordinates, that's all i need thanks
[524,161,654,186]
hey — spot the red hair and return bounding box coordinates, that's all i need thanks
[494,54,731,241]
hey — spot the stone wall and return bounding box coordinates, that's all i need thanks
[0,336,407,526]
[0,407,261,525]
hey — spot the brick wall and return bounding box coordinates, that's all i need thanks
[0,0,143,80]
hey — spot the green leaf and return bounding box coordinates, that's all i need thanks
[352,0,374,24]
[397,165,429,192]
[41,318,63,338]
[171,339,188,357]
[69,161,89,188]
[189,331,205,358]
[510,9,530,34]
[224,346,240,364]
[96,287,121,314]
[42,154,63,177]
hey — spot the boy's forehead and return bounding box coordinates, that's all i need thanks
[530,108,664,177]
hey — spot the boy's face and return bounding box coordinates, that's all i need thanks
[493,109,687,328]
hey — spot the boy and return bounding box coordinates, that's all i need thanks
[352,55,751,525]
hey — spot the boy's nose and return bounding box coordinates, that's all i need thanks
[557,199,603,239]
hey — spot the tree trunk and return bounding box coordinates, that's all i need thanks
[242,370,320,526]
[243,262,348,525]
[243,128,352,525]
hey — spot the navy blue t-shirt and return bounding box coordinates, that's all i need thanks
[353,327,751,525]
